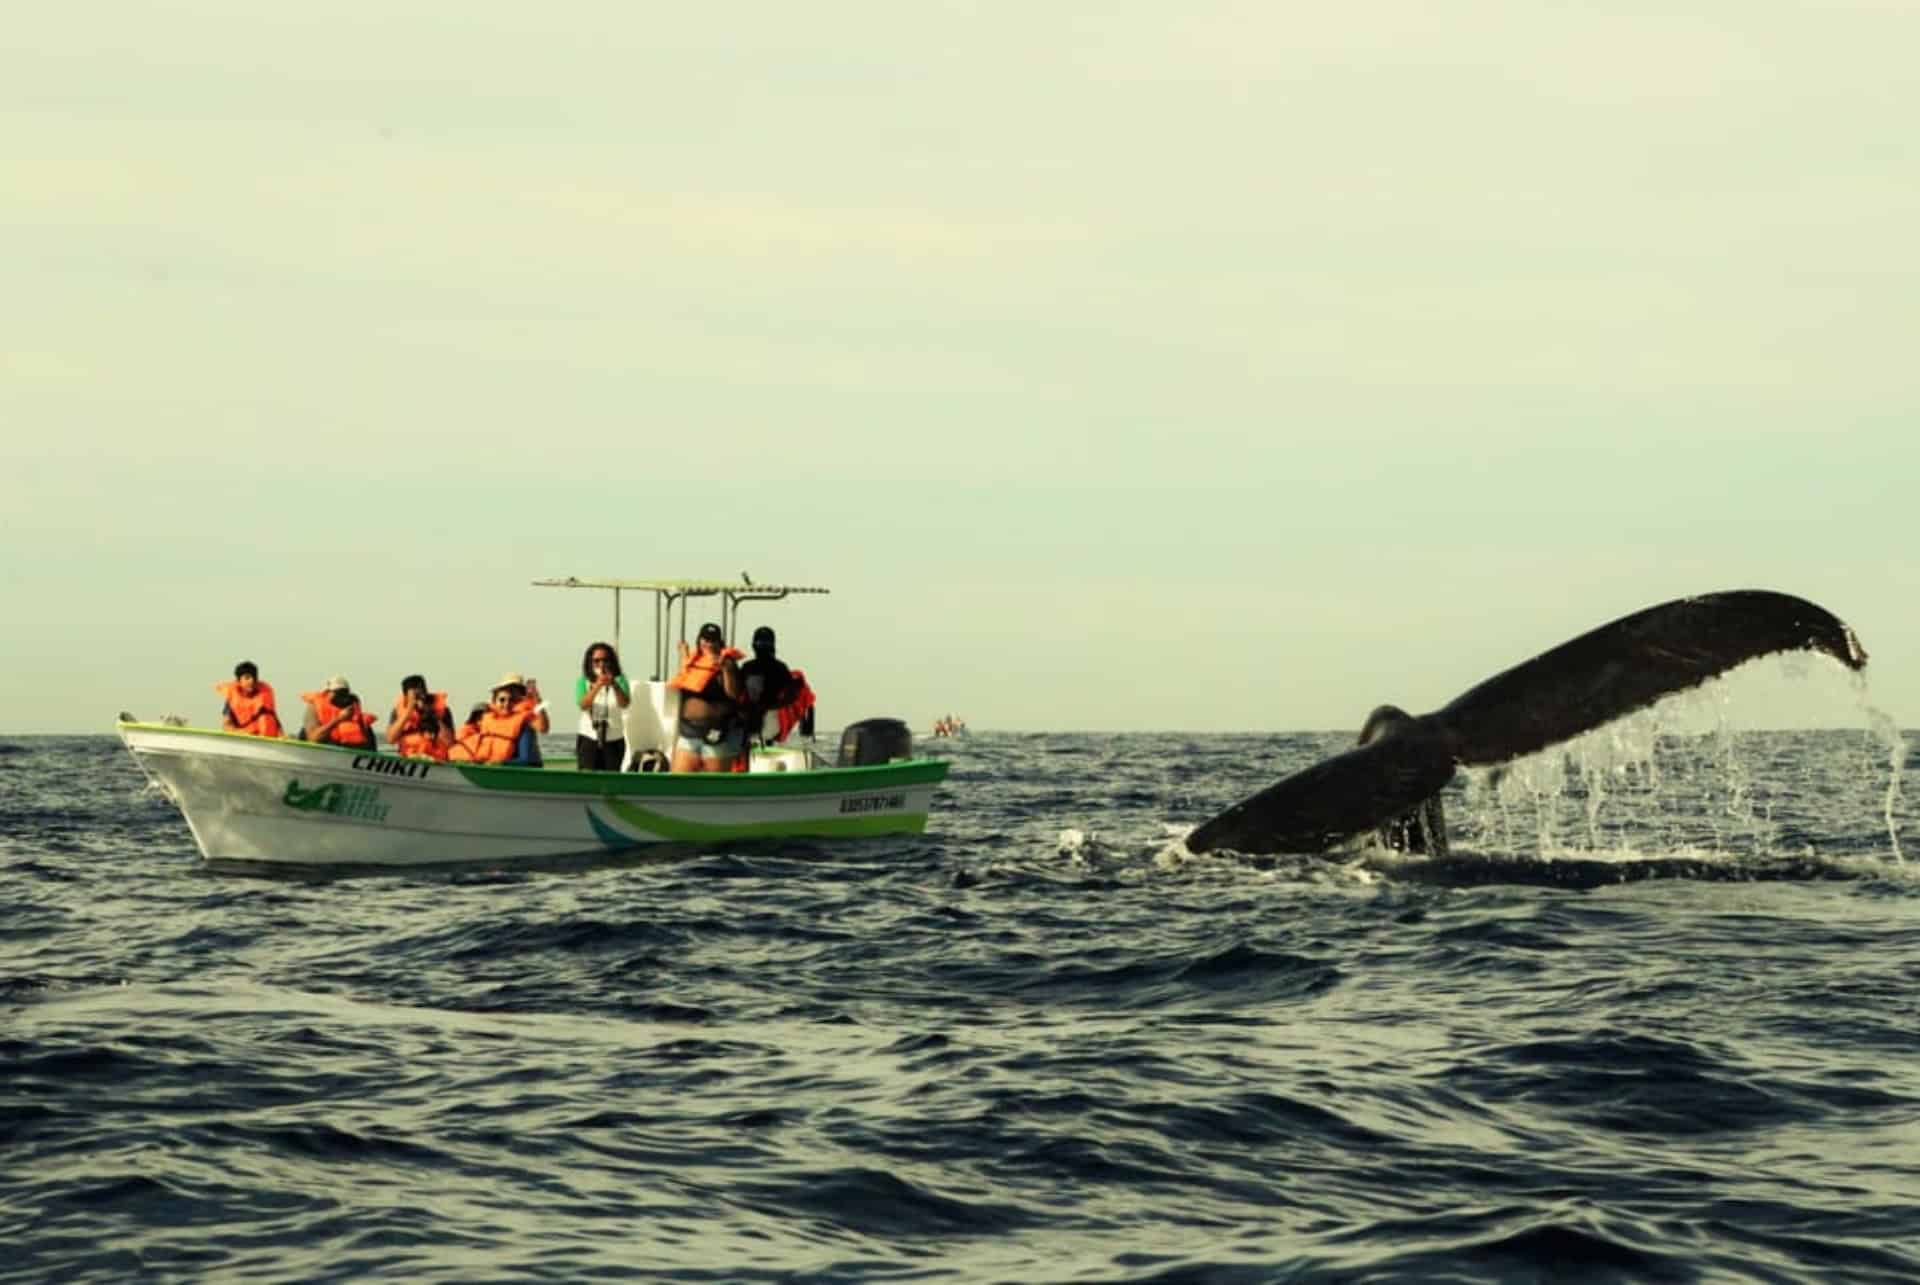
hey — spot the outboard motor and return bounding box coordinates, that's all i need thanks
[837,718,913,767]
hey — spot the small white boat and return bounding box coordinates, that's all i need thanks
[120,576,948,867]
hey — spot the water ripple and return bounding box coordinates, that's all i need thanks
[1,731,1916,1281]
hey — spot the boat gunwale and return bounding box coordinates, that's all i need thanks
[117,722,949,798]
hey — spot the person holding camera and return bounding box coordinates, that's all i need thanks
[387,674,453,761]
[575,641,631,771]
[301,676,375,748]
[495,672,550,764]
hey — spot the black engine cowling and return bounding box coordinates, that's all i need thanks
[837,718,913,767]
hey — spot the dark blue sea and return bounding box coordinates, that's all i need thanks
[4,725,1918,1283]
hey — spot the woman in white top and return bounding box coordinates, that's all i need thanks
[574,641,632,771]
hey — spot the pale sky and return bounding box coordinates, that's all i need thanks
[4,2,1915,734]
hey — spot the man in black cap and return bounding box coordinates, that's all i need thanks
[739,625,801,742]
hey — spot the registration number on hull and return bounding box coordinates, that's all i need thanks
[838,793,907,814]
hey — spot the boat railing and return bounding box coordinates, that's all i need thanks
[531,575,829,682]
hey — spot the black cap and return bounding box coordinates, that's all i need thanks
[697,622,724,643]
[751,626,775,650]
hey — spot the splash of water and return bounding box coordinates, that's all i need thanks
[1455,686,1788,861]
[1863,704,1906,864]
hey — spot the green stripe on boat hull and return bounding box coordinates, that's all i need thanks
[452,756,946,796]
[594,797,928,844]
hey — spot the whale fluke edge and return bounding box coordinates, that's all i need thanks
[1187,590,1868,857]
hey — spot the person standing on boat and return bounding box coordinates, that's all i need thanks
[301,677,375,748]
[739,626,813,746]
[386,674,453,761]
[215,661,283,737]
[668,622,744,772]
[575,642,631,772]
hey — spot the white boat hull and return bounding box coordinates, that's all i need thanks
[120,723,946,867]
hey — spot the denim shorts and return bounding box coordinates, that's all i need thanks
[676,727,744,759]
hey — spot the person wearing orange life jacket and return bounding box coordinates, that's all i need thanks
[509,673,550,766]
[301,675,375,748]
[463,675,545,765]
[386,673,453,761]
[215,660,283,737]
[498,671,549,763]
[446,701,490,762]
[669,622,745,773]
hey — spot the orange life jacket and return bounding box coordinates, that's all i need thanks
[396,727,450,761]
[448,723,485,762]
[302,690,375,748]
[470,708,533,764]
[668,646,743,694]
[389,691,451,760]
[391,690,451,724]
[773,670,816,744]
[215,679,283,738]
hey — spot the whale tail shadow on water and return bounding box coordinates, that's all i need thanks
[1188,590,1868,857]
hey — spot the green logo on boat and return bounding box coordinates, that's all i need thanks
[282,779,390,822]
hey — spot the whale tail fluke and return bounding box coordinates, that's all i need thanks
[1435,590,1866,768]
[1188,589,1866,858]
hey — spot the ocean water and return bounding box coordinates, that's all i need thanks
[3,726,1918,1283]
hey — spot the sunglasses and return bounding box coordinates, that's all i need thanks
[592,655,612,664]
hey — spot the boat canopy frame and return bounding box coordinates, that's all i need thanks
[532,576,830,681]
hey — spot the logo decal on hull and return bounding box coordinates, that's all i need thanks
[282,779,390,822]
